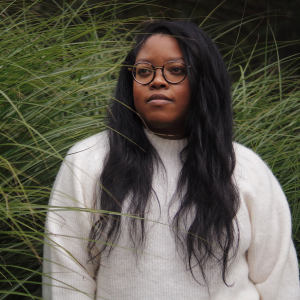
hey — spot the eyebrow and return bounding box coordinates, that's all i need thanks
[136,57,185,63]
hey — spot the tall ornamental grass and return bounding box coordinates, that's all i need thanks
[0,1,299,299]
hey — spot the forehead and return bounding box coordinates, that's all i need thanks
[135,34,184,64]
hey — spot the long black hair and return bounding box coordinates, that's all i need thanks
[88,20,240,285]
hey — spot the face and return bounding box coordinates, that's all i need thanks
[133,34,191,139]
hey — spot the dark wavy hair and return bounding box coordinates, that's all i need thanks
[88,20,240,285]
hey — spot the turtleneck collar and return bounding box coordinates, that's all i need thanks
[144,128,187,159]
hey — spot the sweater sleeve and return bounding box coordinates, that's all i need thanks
[43,134,106,300]
[237,145,300,300]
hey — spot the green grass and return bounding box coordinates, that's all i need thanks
[0,1,299,298]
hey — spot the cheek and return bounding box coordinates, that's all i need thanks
[183,80,191,98]
[133,82,145,110]
[132,82,139,106]
[177,83,191,110]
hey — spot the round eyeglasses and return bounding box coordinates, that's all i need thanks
[128,61,189,85]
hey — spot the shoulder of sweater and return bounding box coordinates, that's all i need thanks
[56,131,110,184]
[51,131,108,203]
[65,130,109,163]
[233,141,272,176]
[233,142,286,206]
[232,142,283,193]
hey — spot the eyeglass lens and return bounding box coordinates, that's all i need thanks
[132,62,187,84]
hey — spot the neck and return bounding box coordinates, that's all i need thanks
[144,126,186,140]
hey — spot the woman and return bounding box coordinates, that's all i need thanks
[43,20,300,299]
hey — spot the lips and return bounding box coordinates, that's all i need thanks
[147,94,172,102]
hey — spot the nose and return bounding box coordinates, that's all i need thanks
[149,69,169,89]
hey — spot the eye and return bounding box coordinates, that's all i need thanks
[134,64,153,78]
[168,64,186,75]
[172,67,182,72]
[138,68,152,75]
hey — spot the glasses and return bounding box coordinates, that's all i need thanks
[128,61,189,85]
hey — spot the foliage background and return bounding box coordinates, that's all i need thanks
[0,0,299,299]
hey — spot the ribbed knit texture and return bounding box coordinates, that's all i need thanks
[43,130,300,299]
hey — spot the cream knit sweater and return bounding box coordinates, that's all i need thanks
[43,130,300,300]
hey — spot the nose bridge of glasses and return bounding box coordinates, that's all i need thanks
[153,66,165,80]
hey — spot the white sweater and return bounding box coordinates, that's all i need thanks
[43,130,300,300]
